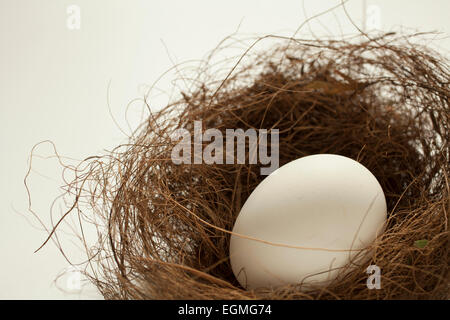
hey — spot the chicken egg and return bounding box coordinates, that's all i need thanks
[229,154,387,289]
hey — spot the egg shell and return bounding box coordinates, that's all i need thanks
[229,154,387,289]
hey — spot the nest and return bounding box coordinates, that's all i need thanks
[42,33,449,299]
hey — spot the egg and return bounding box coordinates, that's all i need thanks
[229,154,387,289]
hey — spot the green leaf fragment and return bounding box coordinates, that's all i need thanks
[414,239,428,248]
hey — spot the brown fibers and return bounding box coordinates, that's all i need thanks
[31,33,449,299]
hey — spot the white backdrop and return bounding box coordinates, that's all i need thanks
[0,0,448,299]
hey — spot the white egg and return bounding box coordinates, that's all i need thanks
[229,154,387,289]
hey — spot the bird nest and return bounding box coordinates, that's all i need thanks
[35,33,449,299]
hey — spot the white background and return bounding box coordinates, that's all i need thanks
[0,0,449,299]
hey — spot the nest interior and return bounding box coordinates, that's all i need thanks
[45,34,449,299]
